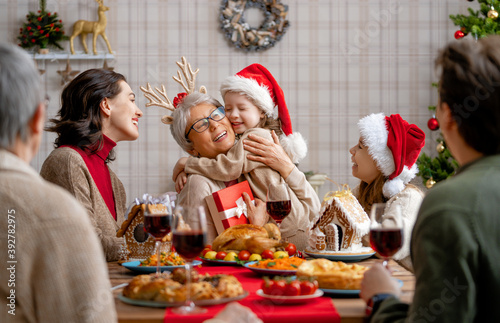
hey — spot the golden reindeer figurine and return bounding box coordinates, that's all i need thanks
[70,0,113,55]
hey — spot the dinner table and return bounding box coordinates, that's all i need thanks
[109,257,415,323]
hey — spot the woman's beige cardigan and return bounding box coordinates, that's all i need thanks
[40,147,127,261]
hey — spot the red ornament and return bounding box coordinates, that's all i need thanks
[454,30,465,39]
[427,117,439,131]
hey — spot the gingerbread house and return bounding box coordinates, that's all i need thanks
[308,189,370,252]
[117,195,175,260]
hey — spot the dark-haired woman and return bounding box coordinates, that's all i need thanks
[40,68,142,261]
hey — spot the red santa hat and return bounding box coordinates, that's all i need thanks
[357,113,425,198]
[220,64,307,164]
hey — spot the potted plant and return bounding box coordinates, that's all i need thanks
[18,0,68,54]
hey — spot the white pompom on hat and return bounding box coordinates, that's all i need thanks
[220,64,307,164]
[358,113,426,198]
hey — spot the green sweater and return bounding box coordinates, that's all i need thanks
[372,155,500,322]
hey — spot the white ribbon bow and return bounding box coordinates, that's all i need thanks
[234,197,247,218]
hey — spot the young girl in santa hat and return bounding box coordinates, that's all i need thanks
[244,112,425,270]
[172,63,308,184]
[352,113,425,271]
[172,64,320,247]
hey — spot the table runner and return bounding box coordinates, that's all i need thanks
[163,265,341,323]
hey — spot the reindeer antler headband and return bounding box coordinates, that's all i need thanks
[140,56,207,124]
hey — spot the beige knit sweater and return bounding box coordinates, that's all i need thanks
[184,128,321,251]
[0,149,116,322]
[40,147,127,261]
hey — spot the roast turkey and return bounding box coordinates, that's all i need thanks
[212,223,286,254]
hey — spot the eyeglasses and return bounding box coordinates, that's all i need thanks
[185,106,226,139]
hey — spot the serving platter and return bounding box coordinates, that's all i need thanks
[199,257,240,266]
[256,289,324,304]
[320,279,403,297]
[243,261,298,276]
[118,291,249,308]
[121,260,202,274]
[304,248,375,262]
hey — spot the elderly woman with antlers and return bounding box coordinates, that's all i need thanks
[141,58,319,249]
[41,68,142,261]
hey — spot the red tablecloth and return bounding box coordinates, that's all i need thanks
[163,265,341,323]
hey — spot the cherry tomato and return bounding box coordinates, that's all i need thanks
[270,279,286,296]
[261,278,275,295]
[285,243,297,257]
[284,280,301,296]
[312,280,319,291]
[261,249,274,259]
[200,247,211,257]
[238,250,251,261]
[299,280,316,295]
[215,251,227,260]
[205,245,212,250]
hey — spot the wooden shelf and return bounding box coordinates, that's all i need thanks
[32,52,115,61]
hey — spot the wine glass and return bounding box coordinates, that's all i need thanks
[143,196,174,276]
[266,182,291,229]
[369,203,404,268]
[172,206,207,315]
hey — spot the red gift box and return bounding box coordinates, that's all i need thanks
[204,181,253,234]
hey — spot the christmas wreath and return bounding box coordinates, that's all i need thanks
[219,0,290,52]
[18,0,68,51]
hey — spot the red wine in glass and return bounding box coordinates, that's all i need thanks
[369,228,403,258]
[266,200,291,224]
[173,230,206,261]
[144,214,174,239]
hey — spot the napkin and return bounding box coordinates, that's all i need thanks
[203,302,263,323]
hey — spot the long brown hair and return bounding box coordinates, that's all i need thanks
[356,173,387,213]
[46,68,126,162]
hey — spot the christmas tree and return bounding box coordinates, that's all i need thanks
[418,0,498,188]
[418,84,459,189]
[450,0,500,39]
[18,0,68,51]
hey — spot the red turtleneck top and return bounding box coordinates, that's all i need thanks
[62,135,117,220]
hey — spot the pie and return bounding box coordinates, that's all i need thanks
[296,258,368,290]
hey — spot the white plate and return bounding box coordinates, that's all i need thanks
[118,290,249,308]
[256,289,324,304]
[304,249,375,262]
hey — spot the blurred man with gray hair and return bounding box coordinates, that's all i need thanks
[0,43,117,322]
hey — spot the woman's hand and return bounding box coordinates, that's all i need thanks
[243,130,295,179]
[174,171,188,193]
[242,193,268,226]
[172,157,188,182]
[360,263,401,303]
